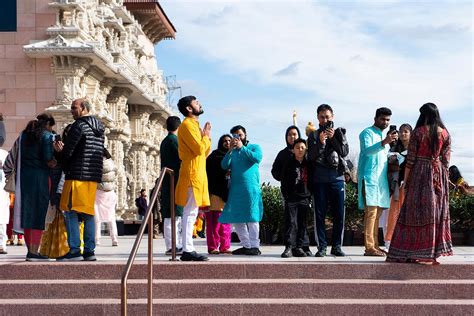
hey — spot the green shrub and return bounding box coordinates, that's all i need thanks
[260,183,285,233]
[344,183,364,230]
[449,191,474,230]
[260,183,473,244]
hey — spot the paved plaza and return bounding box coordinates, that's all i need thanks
[1,235,473,264]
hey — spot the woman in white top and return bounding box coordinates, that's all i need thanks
[94,148,119,246]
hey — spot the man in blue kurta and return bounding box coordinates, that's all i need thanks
[358,107,398,257]
[219,125,263,256]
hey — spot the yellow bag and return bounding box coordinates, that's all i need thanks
[40,210,69,258]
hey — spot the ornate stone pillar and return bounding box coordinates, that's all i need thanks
[82,66,106,114]
[96,78,115,127]
[45,56,92,135]
[52,56,91,108]
[127,104,155,218]
[106,87,132,218]
[148,112,167,182]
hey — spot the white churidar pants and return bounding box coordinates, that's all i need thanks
[95,221,118,243]
[234,222,260,248]
[164,217,182,250]
[181,187,198,253]
[0,224,6,249]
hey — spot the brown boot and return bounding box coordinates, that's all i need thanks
[364,248,386,257]
[153,224,159,239]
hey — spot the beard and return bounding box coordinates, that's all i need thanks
[192,107,204,116]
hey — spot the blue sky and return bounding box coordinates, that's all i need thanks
[155,0,473,184]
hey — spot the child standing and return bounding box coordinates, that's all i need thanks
[281,138,312,258]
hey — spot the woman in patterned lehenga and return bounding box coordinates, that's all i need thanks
[387,103,452,265]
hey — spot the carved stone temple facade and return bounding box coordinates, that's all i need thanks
[0,0,177,219]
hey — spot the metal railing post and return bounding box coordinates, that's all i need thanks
[121,167,175,316]
[148,210,153,316]
[170,171,177,261]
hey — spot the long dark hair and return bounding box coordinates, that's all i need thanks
[23,113,55,145]
[217,134,232,152]
[391,123,413,153]
[449,165,462,183]
[415,103,446,154]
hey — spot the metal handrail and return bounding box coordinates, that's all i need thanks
[121,167,176,316]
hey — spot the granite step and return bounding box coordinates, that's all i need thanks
[1,279,473,300]
[1,262,473,280]
[0,298,473,315]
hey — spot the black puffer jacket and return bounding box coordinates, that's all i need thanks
[61,116,105,182]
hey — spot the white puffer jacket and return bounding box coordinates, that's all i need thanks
[97,158,116,192]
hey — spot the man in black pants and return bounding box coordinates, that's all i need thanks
[307,104,349,257]
[271,125,312,256]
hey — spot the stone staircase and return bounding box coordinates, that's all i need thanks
[0,262,473,315]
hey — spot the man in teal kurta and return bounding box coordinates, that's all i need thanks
[357,107,398,256]
[219,125,263,256]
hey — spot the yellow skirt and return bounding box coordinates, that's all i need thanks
[60,180,98,215]
[209,194,225,211]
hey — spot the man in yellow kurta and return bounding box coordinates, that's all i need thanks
[175,96,211,261]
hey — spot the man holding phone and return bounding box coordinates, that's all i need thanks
[307,104,349,257]
[219,125,264,256]
[357,107,398,256]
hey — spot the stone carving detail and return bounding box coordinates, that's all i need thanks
[24,0,177,219]
[50,56,91,108]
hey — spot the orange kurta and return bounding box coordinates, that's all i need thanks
[175,117,211,207]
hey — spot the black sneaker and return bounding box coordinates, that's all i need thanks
[315,248,327,257]
[330,246,346,257]
[56,252,82,262]
[165,247,183,256]
[247,248,261,256]
[83,252,97,261]
[25,252,51,262]
[302,246,313,257]
[232,247,250,255]
[180,251,209,261]
[281,246,292,258]
[292,247,307,257]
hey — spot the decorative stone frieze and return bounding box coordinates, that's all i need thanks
[20,0,178,219]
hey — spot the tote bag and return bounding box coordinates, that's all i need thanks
[39,210,69,258]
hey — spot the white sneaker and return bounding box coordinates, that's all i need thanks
[112,241,118,247]
[96,240,101,246]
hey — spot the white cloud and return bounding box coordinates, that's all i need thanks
[159,0,473,182]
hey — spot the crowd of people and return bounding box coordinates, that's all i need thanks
[0,99,107,261]
[0,97,468,265]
